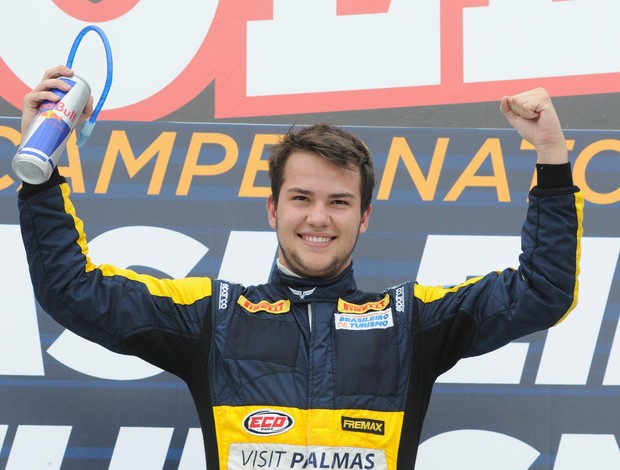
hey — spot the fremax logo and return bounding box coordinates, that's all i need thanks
[243,410,294,436]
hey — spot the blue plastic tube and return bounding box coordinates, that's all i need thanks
[65,25,113,147]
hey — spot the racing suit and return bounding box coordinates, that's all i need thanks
[18,164,582,469]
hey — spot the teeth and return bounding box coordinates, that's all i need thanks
[304,235,331,244]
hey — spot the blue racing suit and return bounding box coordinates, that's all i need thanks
[18,163,582,469]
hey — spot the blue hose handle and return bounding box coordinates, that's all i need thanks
[66,25,113,147]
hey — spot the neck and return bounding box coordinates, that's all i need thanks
[277,258,302,278]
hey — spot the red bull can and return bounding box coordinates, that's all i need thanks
[12,75,91,184]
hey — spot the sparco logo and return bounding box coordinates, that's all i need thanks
[243,410,294,436]
[219,282,229,310]
[395,286,405,313]
[341,416,385,435]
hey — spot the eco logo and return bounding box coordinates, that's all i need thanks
[243,410,294,436]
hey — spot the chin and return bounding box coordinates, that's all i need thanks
[300,262,343,280]
[282,249,345,279]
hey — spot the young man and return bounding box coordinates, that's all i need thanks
[18,65,582,469]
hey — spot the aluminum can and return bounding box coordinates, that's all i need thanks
[12,75,91,184]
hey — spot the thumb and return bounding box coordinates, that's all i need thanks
[79,96,94,124]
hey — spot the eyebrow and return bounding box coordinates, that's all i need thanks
[287,187,356,199]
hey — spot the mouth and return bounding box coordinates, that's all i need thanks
[300,234,334,245]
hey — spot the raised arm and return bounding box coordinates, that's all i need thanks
[17,67,210,378]
[414,88,582,376]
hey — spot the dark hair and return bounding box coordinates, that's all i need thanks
[268,123,376,213]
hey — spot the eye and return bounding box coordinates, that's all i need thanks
[333,199,350,206]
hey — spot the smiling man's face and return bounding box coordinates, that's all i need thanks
[267,151,371,279]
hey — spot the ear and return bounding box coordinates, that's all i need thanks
[358,204,372,235]
[267,195,277,229]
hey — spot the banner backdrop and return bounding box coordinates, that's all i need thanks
[0,118,619,469]
[2,1,620,120]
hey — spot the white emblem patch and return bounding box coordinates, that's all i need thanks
[334,308,394,330]
[243,409,294,436]
[228,444,386,469]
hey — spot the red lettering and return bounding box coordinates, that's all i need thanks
[248,414,287,429]
[249,416,262,428]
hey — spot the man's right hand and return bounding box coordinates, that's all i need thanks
[22,65,94,137]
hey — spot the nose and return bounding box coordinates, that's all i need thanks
[306,202,330,227]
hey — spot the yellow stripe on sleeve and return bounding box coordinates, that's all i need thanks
[414,275,484,304]
[60,183,212,305]
[554,190,584,325]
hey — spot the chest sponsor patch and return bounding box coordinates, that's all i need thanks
[228,443,387,470]
[238,295,291,314]
[243,410,294,436]
[338,294,390,313]
[341,416,385,435]
[334,308,394,330]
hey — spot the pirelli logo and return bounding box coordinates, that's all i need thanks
[341,416,385,435]
[337,294,390,313]
[238,295,290,314]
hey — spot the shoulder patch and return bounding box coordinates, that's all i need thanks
[238,295,290,314]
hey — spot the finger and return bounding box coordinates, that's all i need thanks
[507,96,541,120]
[29,65,74,97]
[41,65,73,81]
[26,74,74,113]
[31,76,72,94]
[24,90,61,106]
[499,96,512,115]
[499,95,528,125]
[23,89,66,114]
[81,96,95,122]
[505,88,551,119]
